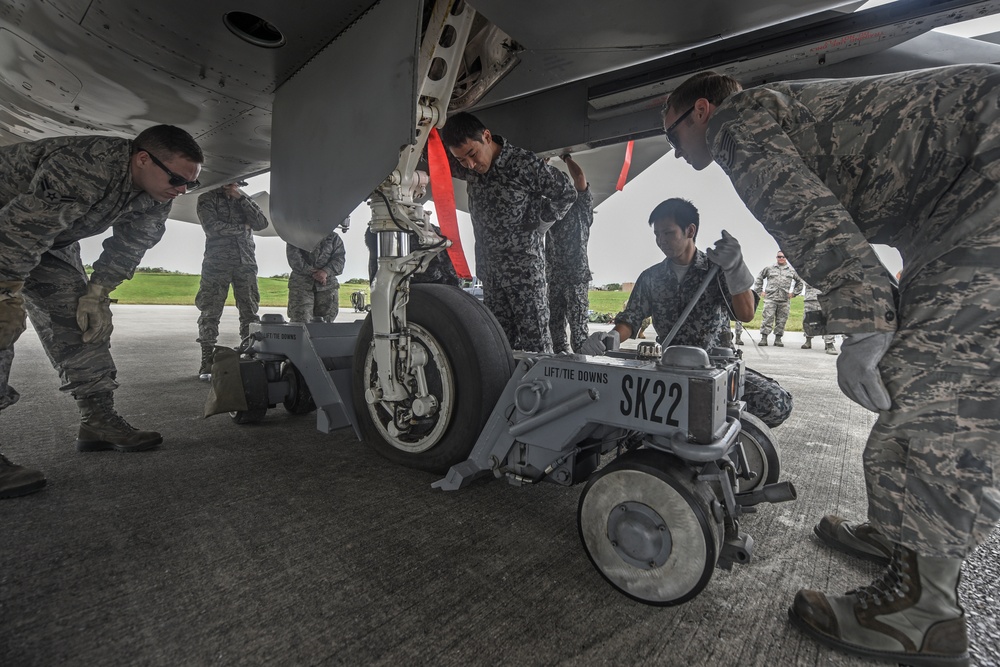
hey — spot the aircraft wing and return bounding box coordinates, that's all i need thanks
[1,0,1000,247]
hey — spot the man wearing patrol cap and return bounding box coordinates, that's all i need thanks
[663,65,1000,665]
[0,124,204,499]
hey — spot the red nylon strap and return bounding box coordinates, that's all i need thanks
[615,139,635,191]
[426,127,472,279]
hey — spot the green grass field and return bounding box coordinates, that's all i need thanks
[108,274,806,331]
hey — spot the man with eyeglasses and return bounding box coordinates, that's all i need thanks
[662,66,1000,665]
[0,124,203,499]
[194,183,269,379]
[752,251,803,347]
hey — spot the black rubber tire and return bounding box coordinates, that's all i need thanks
[281,361,316,415]
[229,408,267,425]
[734,413,781,495]
[578,449,723,606]
[352,284,515,473]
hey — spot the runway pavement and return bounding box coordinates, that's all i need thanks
[1,305,997,666]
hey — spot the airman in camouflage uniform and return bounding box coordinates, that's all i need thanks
[546,154,594,354]
[286,228,346,323]
[441,113,577,353]
[752,252,802,346]
[0,126,204,499]
[665,65,1000,664]
[800,283,837,354]
[195,183,269,378]
[585,199,793,427]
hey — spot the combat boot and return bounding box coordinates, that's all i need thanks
[814,514,893,564]
[789,545,969,667]
[826,341,839,355]
[735,337,744,346]
[198,344,214,381]
[760,335,769,347]
[0,452,46,498]
[801,337,812,349]
[774,335,784,347]
[75,392,162,452]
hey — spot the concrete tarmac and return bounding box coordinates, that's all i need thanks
[1,305,997,666]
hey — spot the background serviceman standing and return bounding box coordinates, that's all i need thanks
[0,125,204,499]
[546,154,594,353]
[286,225,347,323]
[663,65,1000,666]
[752,251,802,346]
[195,183,269,380]
[800,283,838,355]
[441,112,577,353]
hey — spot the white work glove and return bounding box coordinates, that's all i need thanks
[706,230,754,294]
[837,332,894,412]
[581,331,618,356]
[76,282,114,344]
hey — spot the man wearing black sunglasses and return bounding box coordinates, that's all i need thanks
[663,65,1000,665]
[0,124,203,500]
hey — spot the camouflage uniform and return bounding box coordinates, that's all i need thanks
[546,187,594,353]
[451,136,577,352]
[752,262,802,338]
[801,284,835,345]
[0,136,171,406]
[195,188,269,343]
[286,230,346,323]
[615,250,793,427]
[709,65,1000,557]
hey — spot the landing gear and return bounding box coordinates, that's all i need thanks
[734,413,780,495]
[352,284,515,473]
[578,449,724,606]
[229,408,266,425]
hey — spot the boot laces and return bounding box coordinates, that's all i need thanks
[96,394,137,432]
[850,548,912,609]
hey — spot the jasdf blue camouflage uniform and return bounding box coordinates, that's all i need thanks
[286,230,346,323]
[0,136,172,404]
[615,250,793,427]
[708,64,1000,557]
[195,188,269,343]
[546,187,594,353]
[753,262,802,338]
[451,136,577,352]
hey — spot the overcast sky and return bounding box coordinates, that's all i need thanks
[77,8,1000,287]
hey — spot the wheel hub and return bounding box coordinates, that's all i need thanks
[606,501,672,569]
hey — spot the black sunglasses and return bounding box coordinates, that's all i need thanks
[138,146,201,191]
[664,106,695,150]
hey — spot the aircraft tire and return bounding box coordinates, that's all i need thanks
[578,449,723,606]
[281,361,316,415]
[352,283,515,473]
[734,413,780,496]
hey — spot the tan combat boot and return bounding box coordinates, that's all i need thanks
[0,452,46,498]
[760,335,769,346]
[774,335,784,347]
[75,392,162,452]
[801,337,812,349]
[789,545,969,666]
[826,341,839,355]
[814,514,893,565]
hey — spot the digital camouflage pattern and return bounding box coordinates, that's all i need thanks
[286,230,346,323]
[195,188,269,343]
[547,187,594,353]
[0,136,171,406]
[753,262,802,338]
[707,64,1000,556]
[451,136,577,352]
[616,250,792,426]
[802,284,835,344]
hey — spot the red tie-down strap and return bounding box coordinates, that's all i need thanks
[426,128,472,279]
[616,139,635,191]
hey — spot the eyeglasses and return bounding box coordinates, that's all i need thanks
[776,255,786,259]
[138,147,201,190]
[664,106,695,150]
